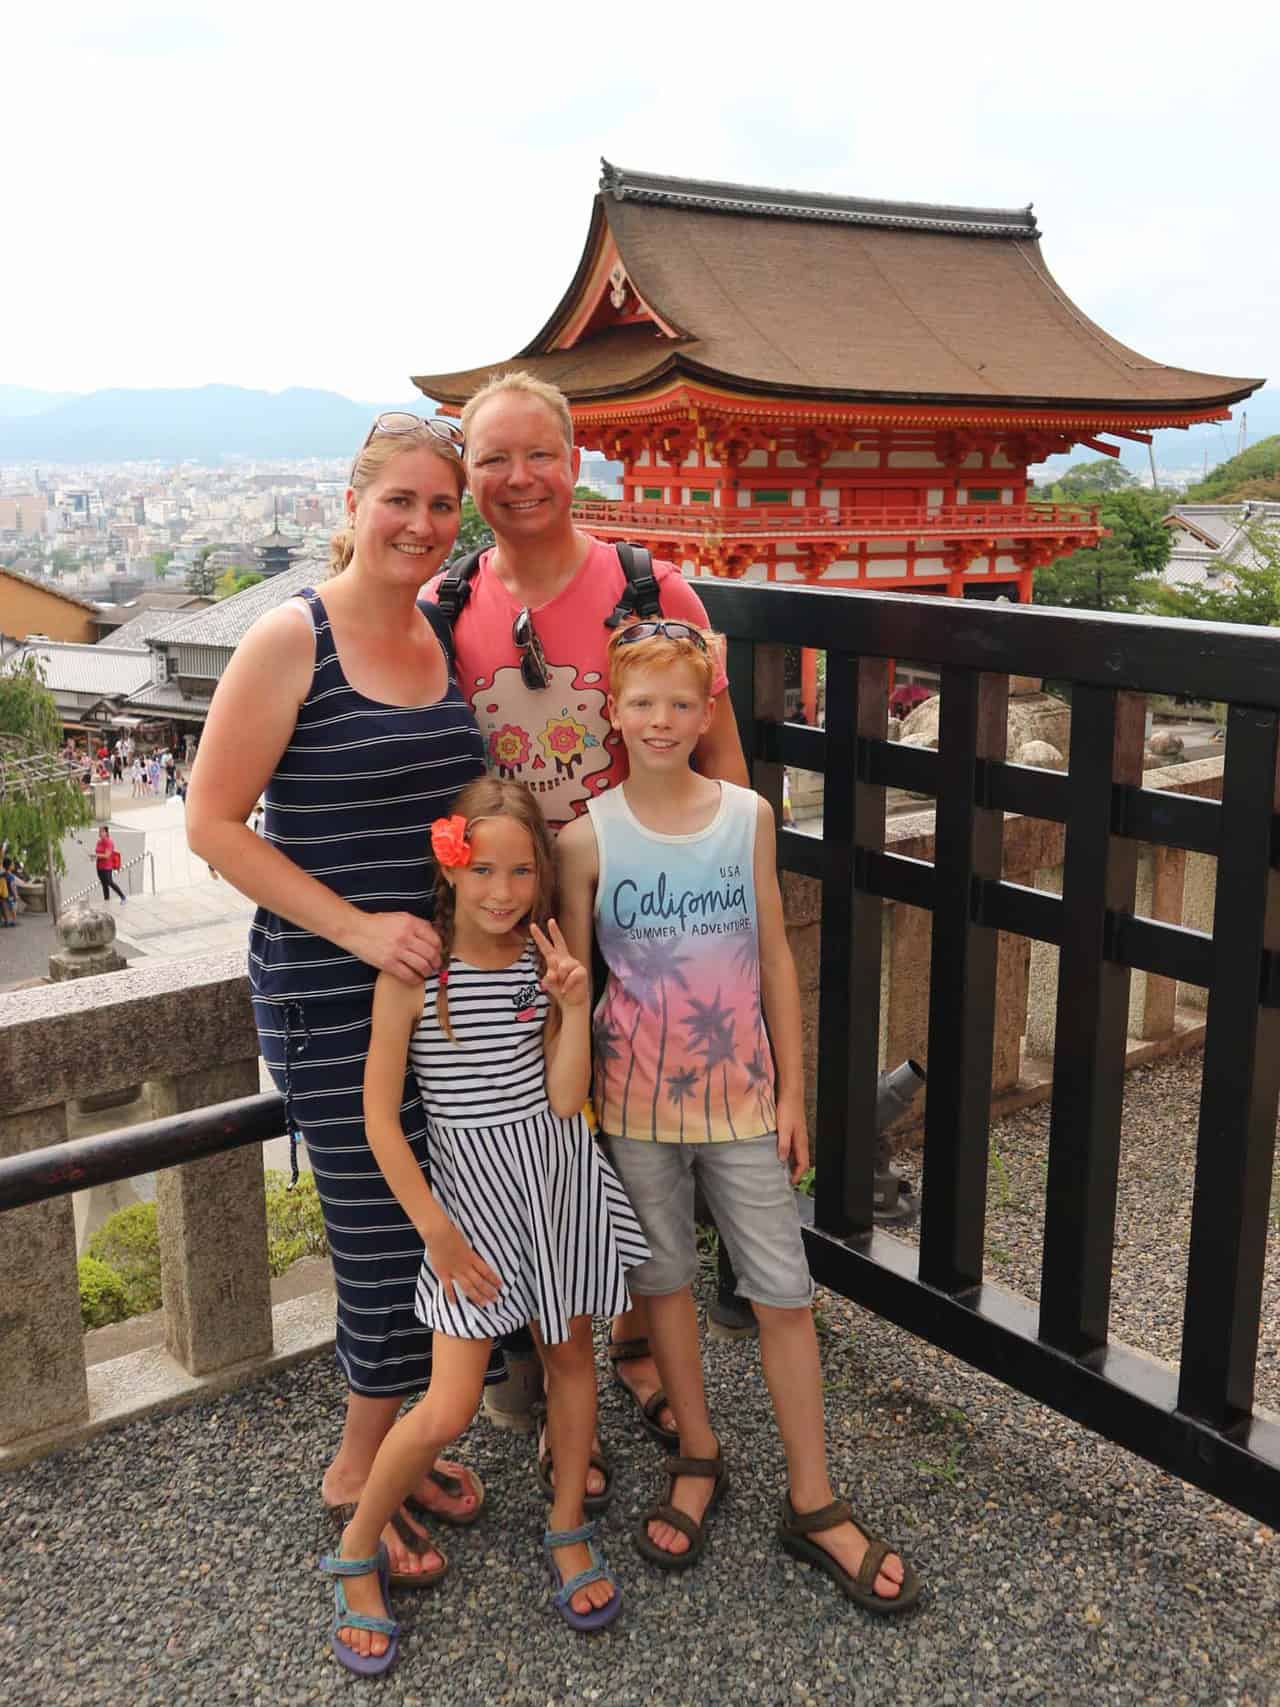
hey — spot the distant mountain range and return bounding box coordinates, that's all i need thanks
[0,385,440,463]
[1,380,1276,475]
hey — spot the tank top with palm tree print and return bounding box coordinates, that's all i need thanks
[588,781,776,1143]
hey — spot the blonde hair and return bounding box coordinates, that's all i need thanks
[606,624,718,701]
[432,778,556,1042]
[328,426,465,577]
[460,370,575,452]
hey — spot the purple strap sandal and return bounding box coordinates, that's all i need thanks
[318,1540,400,1677]
[543,1520,622,1633]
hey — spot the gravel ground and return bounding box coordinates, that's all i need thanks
[2,1053,1278,1706]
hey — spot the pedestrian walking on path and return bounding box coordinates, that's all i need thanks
[93,827,127,905]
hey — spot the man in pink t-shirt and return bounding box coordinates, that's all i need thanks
[424,370,750,1475]
[428,535,729,831]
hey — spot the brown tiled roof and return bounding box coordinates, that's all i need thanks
[415,164,1262,416]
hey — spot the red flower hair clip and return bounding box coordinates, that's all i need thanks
[431,814,471,867]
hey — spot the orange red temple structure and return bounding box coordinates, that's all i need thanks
[415,162,1260,606]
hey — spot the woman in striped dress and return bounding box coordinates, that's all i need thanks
[324,779,648,1671]
[186,416,493,1587]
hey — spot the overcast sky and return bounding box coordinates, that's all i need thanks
[5,3,1276,404]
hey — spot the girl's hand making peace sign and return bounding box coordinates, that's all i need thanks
[530,917,589,1011]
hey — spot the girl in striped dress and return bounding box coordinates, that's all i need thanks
[322,778,648,1673]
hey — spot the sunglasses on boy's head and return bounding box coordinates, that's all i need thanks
[615,620,709,652]
[349,412,465,484]
[512,606,551,690]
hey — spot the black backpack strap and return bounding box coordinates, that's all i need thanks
[416,597,456,671]
[604,543,662,628]
[421,548,487,672]
[434,548,486,624]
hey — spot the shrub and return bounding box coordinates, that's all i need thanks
[85,1201,161,1315]
[78,1254,131,1329]
[78,1171,329,1330]
[264,1169,328,1276]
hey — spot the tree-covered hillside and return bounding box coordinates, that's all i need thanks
[1182,435,1280,502]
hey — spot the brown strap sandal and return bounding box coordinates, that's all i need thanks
[778,1495,921,1616]
[634,1448,730,1572]
[607,1337,679,1450]
[535,1409,614,1513]
[324,1499,449,1591]
[404,1462,487,1529]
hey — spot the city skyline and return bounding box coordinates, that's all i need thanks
[2,4,1276,405]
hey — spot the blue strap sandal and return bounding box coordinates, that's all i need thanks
[543,1520,623,1632]
[319,1541,400,1677]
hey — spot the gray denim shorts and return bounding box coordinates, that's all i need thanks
[601,1133,815,1310]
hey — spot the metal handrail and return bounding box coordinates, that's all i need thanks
[0,1092,286,1212]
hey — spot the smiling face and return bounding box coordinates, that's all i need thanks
[443,814,540,948]
[464,394,581,547]
[346,445,462,585]
[608,658,715,775]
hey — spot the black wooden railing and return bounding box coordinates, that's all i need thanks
[701,580,1280,1528]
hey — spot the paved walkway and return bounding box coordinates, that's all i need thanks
[2,1273,1276,1707]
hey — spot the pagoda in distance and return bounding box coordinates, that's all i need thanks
[415,161,1262,602]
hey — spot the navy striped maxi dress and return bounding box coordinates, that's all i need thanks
[249,586,494,1397]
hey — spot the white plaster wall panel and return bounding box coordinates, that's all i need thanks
[867,560,908,577]
[792,489,805,506]
[994,554,1018,572]
[824,451,880,469]
[962,452,984,469]
[777,451,804,469]
[888,451,944,469]
[991,450,1013,469]
[737,490,752,507]
[927,489,944,506]
[914,558,945,576]
[1003,489,1014,504]
[820,490,840,507]
[743,450,769,468]
[684,450,699,468]
[636,448,651,466]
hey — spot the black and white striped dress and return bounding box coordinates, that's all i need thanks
[409,945,650,1345]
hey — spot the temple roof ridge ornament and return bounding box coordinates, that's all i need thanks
[599,158,1039,239]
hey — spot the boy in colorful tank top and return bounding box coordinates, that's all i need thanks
[556,621,922,1616]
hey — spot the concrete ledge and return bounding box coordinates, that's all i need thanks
[0,1279,335,1473]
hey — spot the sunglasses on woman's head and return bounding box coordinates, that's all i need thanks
[615,620,709,652]
[512,606,551,690]
[349,412,465,483]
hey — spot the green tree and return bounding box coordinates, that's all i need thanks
[1184,435,1280,503]
[185,546,216,597]
[1049,458,1138,501]
[150,550,173,580]
[50,546,78,573]
[1147,525,1280,626]
[446,496,494,565]
[1034,491,1172,612]
[214,566,263,600]
[0,654,91,877]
